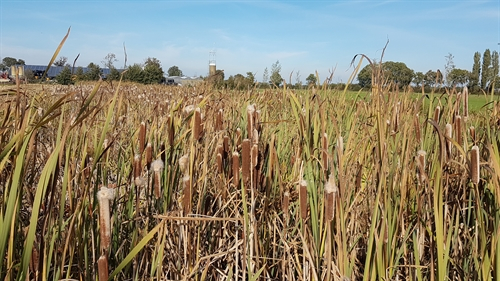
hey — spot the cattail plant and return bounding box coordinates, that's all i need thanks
[241,139,251,185]
[433,106,441,124]
[416,150,427,185]
[139,121,146,154]
[133,154,144,187]
[470,145,480,185]
[445,123,452,159]
[97,185,116,253]
[193,107,202,141]
[145,143,152,170]
[324,174,338,222]
[454,115,462,147]
[216,109,223,131]
[414,114,421,146]
[247,104,255,139]
[463,86,469,121]
[469,126,476,145]
[232,152,240,186]
[182,175,191,214]
[151,159,164,199]
[282,190,290,224]
[236,128,242,148]
[322,133,328,172]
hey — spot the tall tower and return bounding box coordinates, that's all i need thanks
[209,50,216,76]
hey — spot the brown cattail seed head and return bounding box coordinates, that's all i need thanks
[463,86,469,119]
[247,104,255,139]
[469,126,476,144]
[445,123,452,158]
[236,128,242,147]
[216,153,223,174]
[133,154,142,180]
[145,143,152,170]
[232,152,240,186]
[251,144,258,168]
[434,106,440,124]
[471,145,480,185]
[97,186,116,253]
[182,176,191,214]
[417,150,427,185]
[283,191,290,221]
[216,109,223,131]
[193,107,202,141]
[241,139,251,184]
[139,122,146,153]
[299,180,308,221]
[455,115,462,146]
[324,174,338,222]
[151,159,164,199]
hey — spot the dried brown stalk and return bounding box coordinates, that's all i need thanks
[242,139,251,184]
[471,145,480,185]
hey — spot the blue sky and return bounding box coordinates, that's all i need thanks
[1,0,498,83]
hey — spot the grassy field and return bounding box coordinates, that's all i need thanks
[1,78,500,281]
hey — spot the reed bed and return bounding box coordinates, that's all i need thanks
[0,71,499,281]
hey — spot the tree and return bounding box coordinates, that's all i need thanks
[470,52,481,93]
[107,67,121,81]
[270,60,282,87]
[306,73,317,85]
[124,63,144,83]
[74,67,85,81]
[86,62,102,80]
[246,72,255,88]
[481,49,491,90]
[383,61,414,87]
[357,64,373,88]
[167,65,183,77]
[492,50,499,89]
[143,57,164,84]
[444,53,455,86]
[262,67,269,84]
[102,53,117,69]
[53,56,68,67]
[424,70,437,87]
[56,66,73,85]
[413,71,425,88]
[0,57,25,71]
[448,68,470,86]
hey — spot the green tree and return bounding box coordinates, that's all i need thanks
[246,72,255,87]
[413,71,425,88]
[262,67,269,84]
[0,57,25,71]
[481,49,491,90]
[124,63,144,83]
[270,60,282,87]
[492,50,499,89]
[357,64,373,88]
[448,68,470,86]
[306,73,317,85]
[470,52,481,93]
[56,66,73,85]
[142,57,164,84]
[107,67,121,81]
[167,65,183,77]
[53,56,68,67]
[74,67,85,81]
[423,70,437,87]
[86,62,102,80]
[383,61,414,87]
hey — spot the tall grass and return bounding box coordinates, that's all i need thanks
[0,54,500,280]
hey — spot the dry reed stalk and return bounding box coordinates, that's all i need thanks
[416,150,427,185]
[139,122,146,154]
[232,152,240,186]
[282,191,290,224]
[324,174,337,222]
[145,143,152,170]
[247,104,255,139]
[182,176,191,214]
[242,139,251,185]
[97,185,116,253]
[469,126,476,144]
[216,109,223,131]
[470,145,480,185]
[445,123,452,159]
[434,106,440,124]
[151,159,164,199]
[193,107,202,141]
[322,133,328,171]
[299,180,308,221]
[455,115,462,147]
[236,128,242,148]
[393,102,400,132]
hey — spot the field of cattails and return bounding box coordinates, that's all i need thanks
[1,65,500,281]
